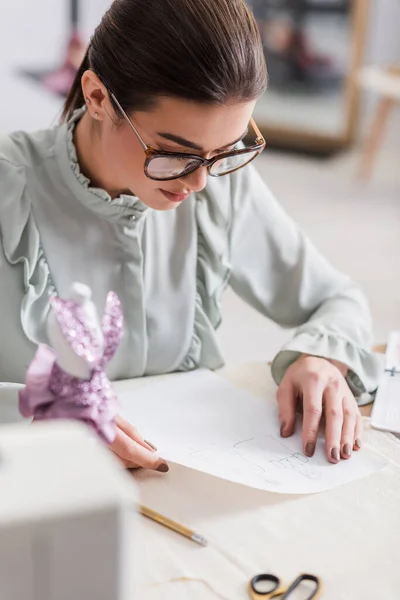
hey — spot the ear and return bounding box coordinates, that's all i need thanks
[81,70,111,123]
[101,292,124,366]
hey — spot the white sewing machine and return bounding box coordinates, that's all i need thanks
[0,417,138,600]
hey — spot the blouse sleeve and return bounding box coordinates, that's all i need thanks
[0,155,52,382]
[227,165,383,395]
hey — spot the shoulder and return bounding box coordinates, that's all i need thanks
[201,163,272,208]
[197,163,276,226]
[0,126,58,211]
[0,126,57,173]
[0,138,28,215]
[0,129,55,256]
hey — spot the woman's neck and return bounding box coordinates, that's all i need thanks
[73,112,125,199]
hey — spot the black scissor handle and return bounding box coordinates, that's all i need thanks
[281,574,320,599]
[251,573,281,595]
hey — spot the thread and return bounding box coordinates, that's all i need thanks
[144,576,231,600]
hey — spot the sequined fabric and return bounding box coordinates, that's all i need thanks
[19,292,124,444]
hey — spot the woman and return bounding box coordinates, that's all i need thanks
[0,0,381,470]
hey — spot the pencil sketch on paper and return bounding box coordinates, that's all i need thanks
[120,369,386,493]
[232,435,322,481]
[188,434,322,486]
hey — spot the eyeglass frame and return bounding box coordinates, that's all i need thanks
[108,91,266,181]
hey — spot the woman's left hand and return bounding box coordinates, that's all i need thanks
[277,355,363,463]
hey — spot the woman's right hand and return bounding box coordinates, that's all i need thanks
[109,415,169,472]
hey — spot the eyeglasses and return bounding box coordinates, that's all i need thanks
[109,92,266,182]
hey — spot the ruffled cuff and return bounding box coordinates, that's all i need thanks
[271,330,384,398]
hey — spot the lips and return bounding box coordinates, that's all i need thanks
[160,189,191,203]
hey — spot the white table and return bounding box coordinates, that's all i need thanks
[114,362,400,600]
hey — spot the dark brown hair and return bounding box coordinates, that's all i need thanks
[62,0,267,122]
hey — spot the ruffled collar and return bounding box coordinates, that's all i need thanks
[55,107,149,224]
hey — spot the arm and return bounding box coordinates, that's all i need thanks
[228,165,383,462]
[228,164,382,395]
[0,157,36,382]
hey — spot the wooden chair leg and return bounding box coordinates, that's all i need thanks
[357,95,396,179]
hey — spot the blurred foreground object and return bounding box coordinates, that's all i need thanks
[19,283,123,445]
[0,420,138,600]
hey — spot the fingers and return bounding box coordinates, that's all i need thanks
[324,382,343,464]
[277,378,297,438]
[281,356,363,464]
[111,451,140,470]
[110,428,169,472]
[115,415,157,453]
[301,374,325,458]
[340,397,358,460]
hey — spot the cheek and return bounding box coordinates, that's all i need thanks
[103,129,162,202]
[106,133,150,187]
[110,132,144,179]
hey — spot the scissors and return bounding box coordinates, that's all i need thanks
[249,573,321,599]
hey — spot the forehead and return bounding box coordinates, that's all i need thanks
[132,97,256,149]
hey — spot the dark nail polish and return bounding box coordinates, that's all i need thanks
[331,448,340,462]
[156,463,169,473]
[355,438,362,450]
[305,442,315,457]
[145,440,158,452]
[280,422,286,437]
[343,444,351,458]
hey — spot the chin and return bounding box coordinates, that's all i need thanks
[142,189,186,211]
[143,197,181,211]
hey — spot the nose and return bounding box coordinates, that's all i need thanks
[180,166,208,193]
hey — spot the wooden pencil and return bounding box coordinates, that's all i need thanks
[139,505,208,547]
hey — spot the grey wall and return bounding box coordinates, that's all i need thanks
[365,0,400,67]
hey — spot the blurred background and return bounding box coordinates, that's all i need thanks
[0,0,399,364]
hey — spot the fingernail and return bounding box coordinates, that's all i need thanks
[305,442,315,457]
[280,422,286,437]
[331,448,340,462]
[156,463,169,473]
[355,438,362,450]
[343,444,351,458]
[145,440,158,452]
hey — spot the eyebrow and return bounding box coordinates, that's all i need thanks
[156,129,248,152]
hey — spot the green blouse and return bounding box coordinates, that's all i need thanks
[0,109,382,392]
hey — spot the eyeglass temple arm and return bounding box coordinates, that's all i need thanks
[250,117,265,145]
[110,92,149,151]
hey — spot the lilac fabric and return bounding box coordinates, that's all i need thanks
[19,291,123,444]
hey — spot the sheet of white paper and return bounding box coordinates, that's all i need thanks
[119,370,386,494]
[371,331,400,434]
